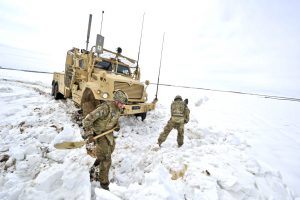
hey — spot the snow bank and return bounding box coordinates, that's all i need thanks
[0,70,298,199]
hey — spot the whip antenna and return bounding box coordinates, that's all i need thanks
[100,11,104,35]
[137,12,145,66]
[155,32,165,101]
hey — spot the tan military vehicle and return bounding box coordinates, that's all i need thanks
[51,14,155,121]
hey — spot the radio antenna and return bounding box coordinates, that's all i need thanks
[100,11,104,35]
[137,12,145,66]
[155,32,165,101]
[86,14,92,51]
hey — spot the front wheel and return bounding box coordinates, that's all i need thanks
[135,112,147,121]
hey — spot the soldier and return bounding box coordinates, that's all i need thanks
[82,90,128,190]
[157,95,190,147]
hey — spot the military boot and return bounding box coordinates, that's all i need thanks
[90,159,100,182]
[157,139,163,147]
[100,183,109,190]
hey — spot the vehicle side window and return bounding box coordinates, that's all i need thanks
[95,61,112,71]
[117,65,130,75]
[79,59,85,68]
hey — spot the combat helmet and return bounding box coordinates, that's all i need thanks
[113,90,128,104]
[174,95,182,101]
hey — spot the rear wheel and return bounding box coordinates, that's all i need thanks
[51,81,55,96]
[54,84,63,100]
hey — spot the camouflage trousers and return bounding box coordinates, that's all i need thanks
[93,134,115,187]
[158,119,184,146]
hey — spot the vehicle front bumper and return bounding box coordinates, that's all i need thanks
[123,102,156,115]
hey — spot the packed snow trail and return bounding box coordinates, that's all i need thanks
[0,78,295,200]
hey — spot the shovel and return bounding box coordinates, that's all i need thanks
[54,127,117,149]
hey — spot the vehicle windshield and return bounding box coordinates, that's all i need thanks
[94,60,131,76]
[117,64,131,76]
[94,61,112,71]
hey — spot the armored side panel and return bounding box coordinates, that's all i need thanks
[64,52,74,87]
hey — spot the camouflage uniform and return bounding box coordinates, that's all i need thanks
[158,95,190,147]
[82,90,127,190]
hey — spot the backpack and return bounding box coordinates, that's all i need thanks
[171,100,185,117]
[171,100,185,123]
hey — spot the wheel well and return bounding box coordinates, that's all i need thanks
[81,88,95,104]
[135,112,147,121]
[53,81,63,100]
[81,88,99,117]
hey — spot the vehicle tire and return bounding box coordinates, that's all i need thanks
[54,84,62,100]
[135,112,147,121]
[141,112,147,121]
[51,81,55,96]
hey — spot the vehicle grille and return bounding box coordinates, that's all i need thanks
[114,81,144,99]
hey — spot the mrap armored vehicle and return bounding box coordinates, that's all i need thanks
[51,14,155,120]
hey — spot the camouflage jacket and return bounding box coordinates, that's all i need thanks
[83,102,121,144]
[170,99,190,124]
[170,99,185,123]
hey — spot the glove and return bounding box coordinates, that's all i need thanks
[83,126,91,132]
[86,135,94,144]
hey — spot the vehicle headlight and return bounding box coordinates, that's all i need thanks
[102,92,108,99]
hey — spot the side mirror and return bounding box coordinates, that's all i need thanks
[145,80,150,85]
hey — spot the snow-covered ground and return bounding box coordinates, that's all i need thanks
[0,69,299,200]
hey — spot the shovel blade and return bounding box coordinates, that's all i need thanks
[54,141,86,149]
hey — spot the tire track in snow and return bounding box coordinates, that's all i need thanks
[0,78,51,97]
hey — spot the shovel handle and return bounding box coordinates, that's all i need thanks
[54,127,118,149]
[90,126,117,142]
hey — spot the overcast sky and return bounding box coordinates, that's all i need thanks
[1,0,300,97]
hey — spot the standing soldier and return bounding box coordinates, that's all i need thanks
[157,95,190,147]
[82,90,128,190]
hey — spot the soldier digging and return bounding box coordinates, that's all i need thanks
[157,95,190,147]
[82,90,128,190]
